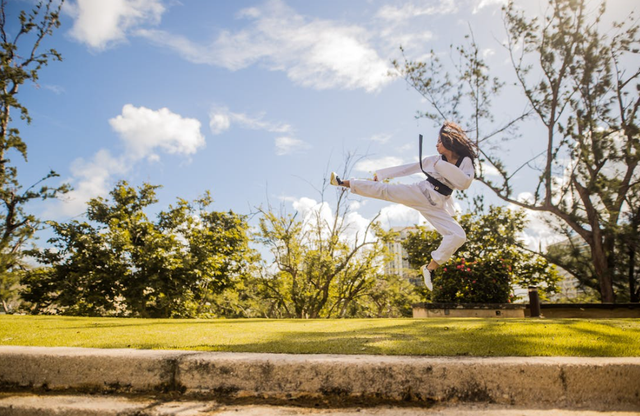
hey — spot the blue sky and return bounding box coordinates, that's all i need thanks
[9,0,637,248]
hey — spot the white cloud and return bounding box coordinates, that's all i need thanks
[349,200,363,211]
[354,157,405,174]
[369,133,393,144]
[289,196,376,244]
[508,190,567,251]
[42,84,66,95]
[472,0,508,14]
[516,192,535,205]
[375,1,458,22]
[67,0,165,50]
[343,211,375,242]
[209,107,293,135]
[281,196,435,249]
[209,106,307,156]
[482,48,495,58]
[231,113,293,134]
[45,149,128,218]
[511,206,565,251]
[139,28,216,63]
[480,161,501,177]
[292,197,330,222]
[378,30,434,55]
[275,137,310,156]
[47,105,205,219]
[109,104,205,159]
[137,0,392,92]
[209,112,231,135]
[379,203,428,230]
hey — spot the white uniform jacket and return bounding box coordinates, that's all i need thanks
[375,155,475,215]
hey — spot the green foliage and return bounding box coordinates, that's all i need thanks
[546,237,598,295]
[616,194,640,303]
[546,201,640,303]
[353,273,421,318]
[0,268,21,312]
[251,183,402,318]
[435,257,512,303]
[0,0,69,312]
[22,181,255,318]
[403,206,560,303]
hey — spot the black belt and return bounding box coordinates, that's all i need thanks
[425,174,453,196]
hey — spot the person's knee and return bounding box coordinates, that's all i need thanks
[452,229,466,248]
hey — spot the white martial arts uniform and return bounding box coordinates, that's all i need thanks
[349,155,474,265]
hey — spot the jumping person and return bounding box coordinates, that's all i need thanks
[330,121,476,291]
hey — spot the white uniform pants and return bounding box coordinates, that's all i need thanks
[350,179,466,265]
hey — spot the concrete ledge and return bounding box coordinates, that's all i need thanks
[535,303,640,318]
[412,302,640,318]
[413,303,526,318]
[1,347,639,409]
[0,347,186,393]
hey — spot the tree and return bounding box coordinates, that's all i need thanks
[354,272,421,318]
[22,181,254,317]
[253,175,395,319]
[403,205,560,303]
[0,0,69,312]
[393,0,639,302]
[622,205,640,302]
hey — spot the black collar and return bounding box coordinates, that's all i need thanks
[442,154,464,168]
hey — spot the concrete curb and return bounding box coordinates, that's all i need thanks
[1,347,639,409]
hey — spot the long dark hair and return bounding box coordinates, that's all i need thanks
[439,121,477,161]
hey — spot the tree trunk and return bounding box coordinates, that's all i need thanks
[629,210,640,303]
[630,243,638,303]
[592,245,615,302]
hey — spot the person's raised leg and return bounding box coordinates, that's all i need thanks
[350,180,431,209]
[331,172,428,208]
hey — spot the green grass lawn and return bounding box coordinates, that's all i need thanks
[1,315,639,357]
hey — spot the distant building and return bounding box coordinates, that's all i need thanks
[385,226,421,286]
[552,272,581,300]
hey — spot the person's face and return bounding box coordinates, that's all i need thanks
[436,136,445,154]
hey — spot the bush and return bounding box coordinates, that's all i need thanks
[433,256,513,303]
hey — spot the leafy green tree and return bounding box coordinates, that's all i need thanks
[393,0,639,302]
[353,273,421,318]
[0,0,69,312]
[22,181,254,317]
[545,236,597,294]
[620,197,640,302]
[253,180,395,318]
[548,193,640,303]
[0,266,20,312]
[403,205,560,303]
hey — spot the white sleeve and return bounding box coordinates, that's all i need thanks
[375,159,426,181]
[433,157,475,190]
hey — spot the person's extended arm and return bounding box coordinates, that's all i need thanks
[375,159,427,181]
[434,157,474,190]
